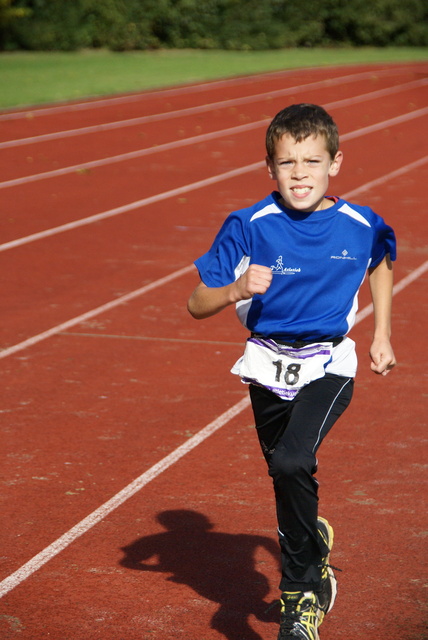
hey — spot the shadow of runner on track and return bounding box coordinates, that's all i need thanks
[119,509,281,640]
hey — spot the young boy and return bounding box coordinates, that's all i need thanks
[187,103,396,640]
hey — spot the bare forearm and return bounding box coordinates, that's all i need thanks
[369,254,393,339]
[368,254,396,375]
[187,281,237,319]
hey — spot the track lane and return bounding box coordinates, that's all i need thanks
[0,309,248,580]
[1,75,426,188]
[1,96,427,248]
[0,117,426,349]
[1,72,424,152]
[0,78,426,189]
[1,63,424,142]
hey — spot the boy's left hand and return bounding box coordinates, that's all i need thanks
[369,338,397,376]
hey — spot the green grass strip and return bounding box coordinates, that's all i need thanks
[1,47,427,109]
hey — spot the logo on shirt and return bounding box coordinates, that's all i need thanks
[271,255,301,275]
[330,249,357,261]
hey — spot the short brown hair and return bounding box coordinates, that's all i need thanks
[266,103,339,160]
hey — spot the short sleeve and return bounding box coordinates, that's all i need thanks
[370,215,397,268]
[194,212,250,287]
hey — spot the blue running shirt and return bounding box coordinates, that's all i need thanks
[195,192,396,341]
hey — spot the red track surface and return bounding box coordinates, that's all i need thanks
[0,63,427,639]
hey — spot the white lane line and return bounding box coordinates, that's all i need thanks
[1,63,419,121]
[342,107,428,142]
[2,72,425,150]
[0,260,426,598]
[1,110,427,254]
[0,395,252,598]
[0,264,196,360]
[2,79,426,190]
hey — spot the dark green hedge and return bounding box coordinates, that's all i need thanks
[4,0,428,51]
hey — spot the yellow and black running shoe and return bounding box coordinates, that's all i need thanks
[277,591,322,640]
[316,517,339,620]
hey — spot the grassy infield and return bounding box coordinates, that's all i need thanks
[0,46,427,109]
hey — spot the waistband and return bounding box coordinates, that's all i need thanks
[250,333,344,348]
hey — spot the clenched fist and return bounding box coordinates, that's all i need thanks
[233,264,273,301]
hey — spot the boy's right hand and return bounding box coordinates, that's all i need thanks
[187,264,273,320]
[234,264,273,301]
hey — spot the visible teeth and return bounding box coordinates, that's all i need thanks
[292,187,310,194]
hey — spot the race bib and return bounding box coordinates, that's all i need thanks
[231,337,334,401]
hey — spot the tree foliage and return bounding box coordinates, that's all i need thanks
[0,0,29,26]
[3,0,428,51]
[0,0,30,48]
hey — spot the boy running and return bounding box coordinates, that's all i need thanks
[187,103,396,639]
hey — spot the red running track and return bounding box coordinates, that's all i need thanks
[0,62,427,640]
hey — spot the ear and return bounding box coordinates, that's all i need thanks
[266,155,277,180]
[329,150,343,177]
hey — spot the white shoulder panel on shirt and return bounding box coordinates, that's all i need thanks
[338,203,371,227]
[250,203,282,222]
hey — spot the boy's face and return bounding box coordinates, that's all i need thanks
[266,133,343,213]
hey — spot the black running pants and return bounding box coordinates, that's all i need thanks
[249,373,354,592]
